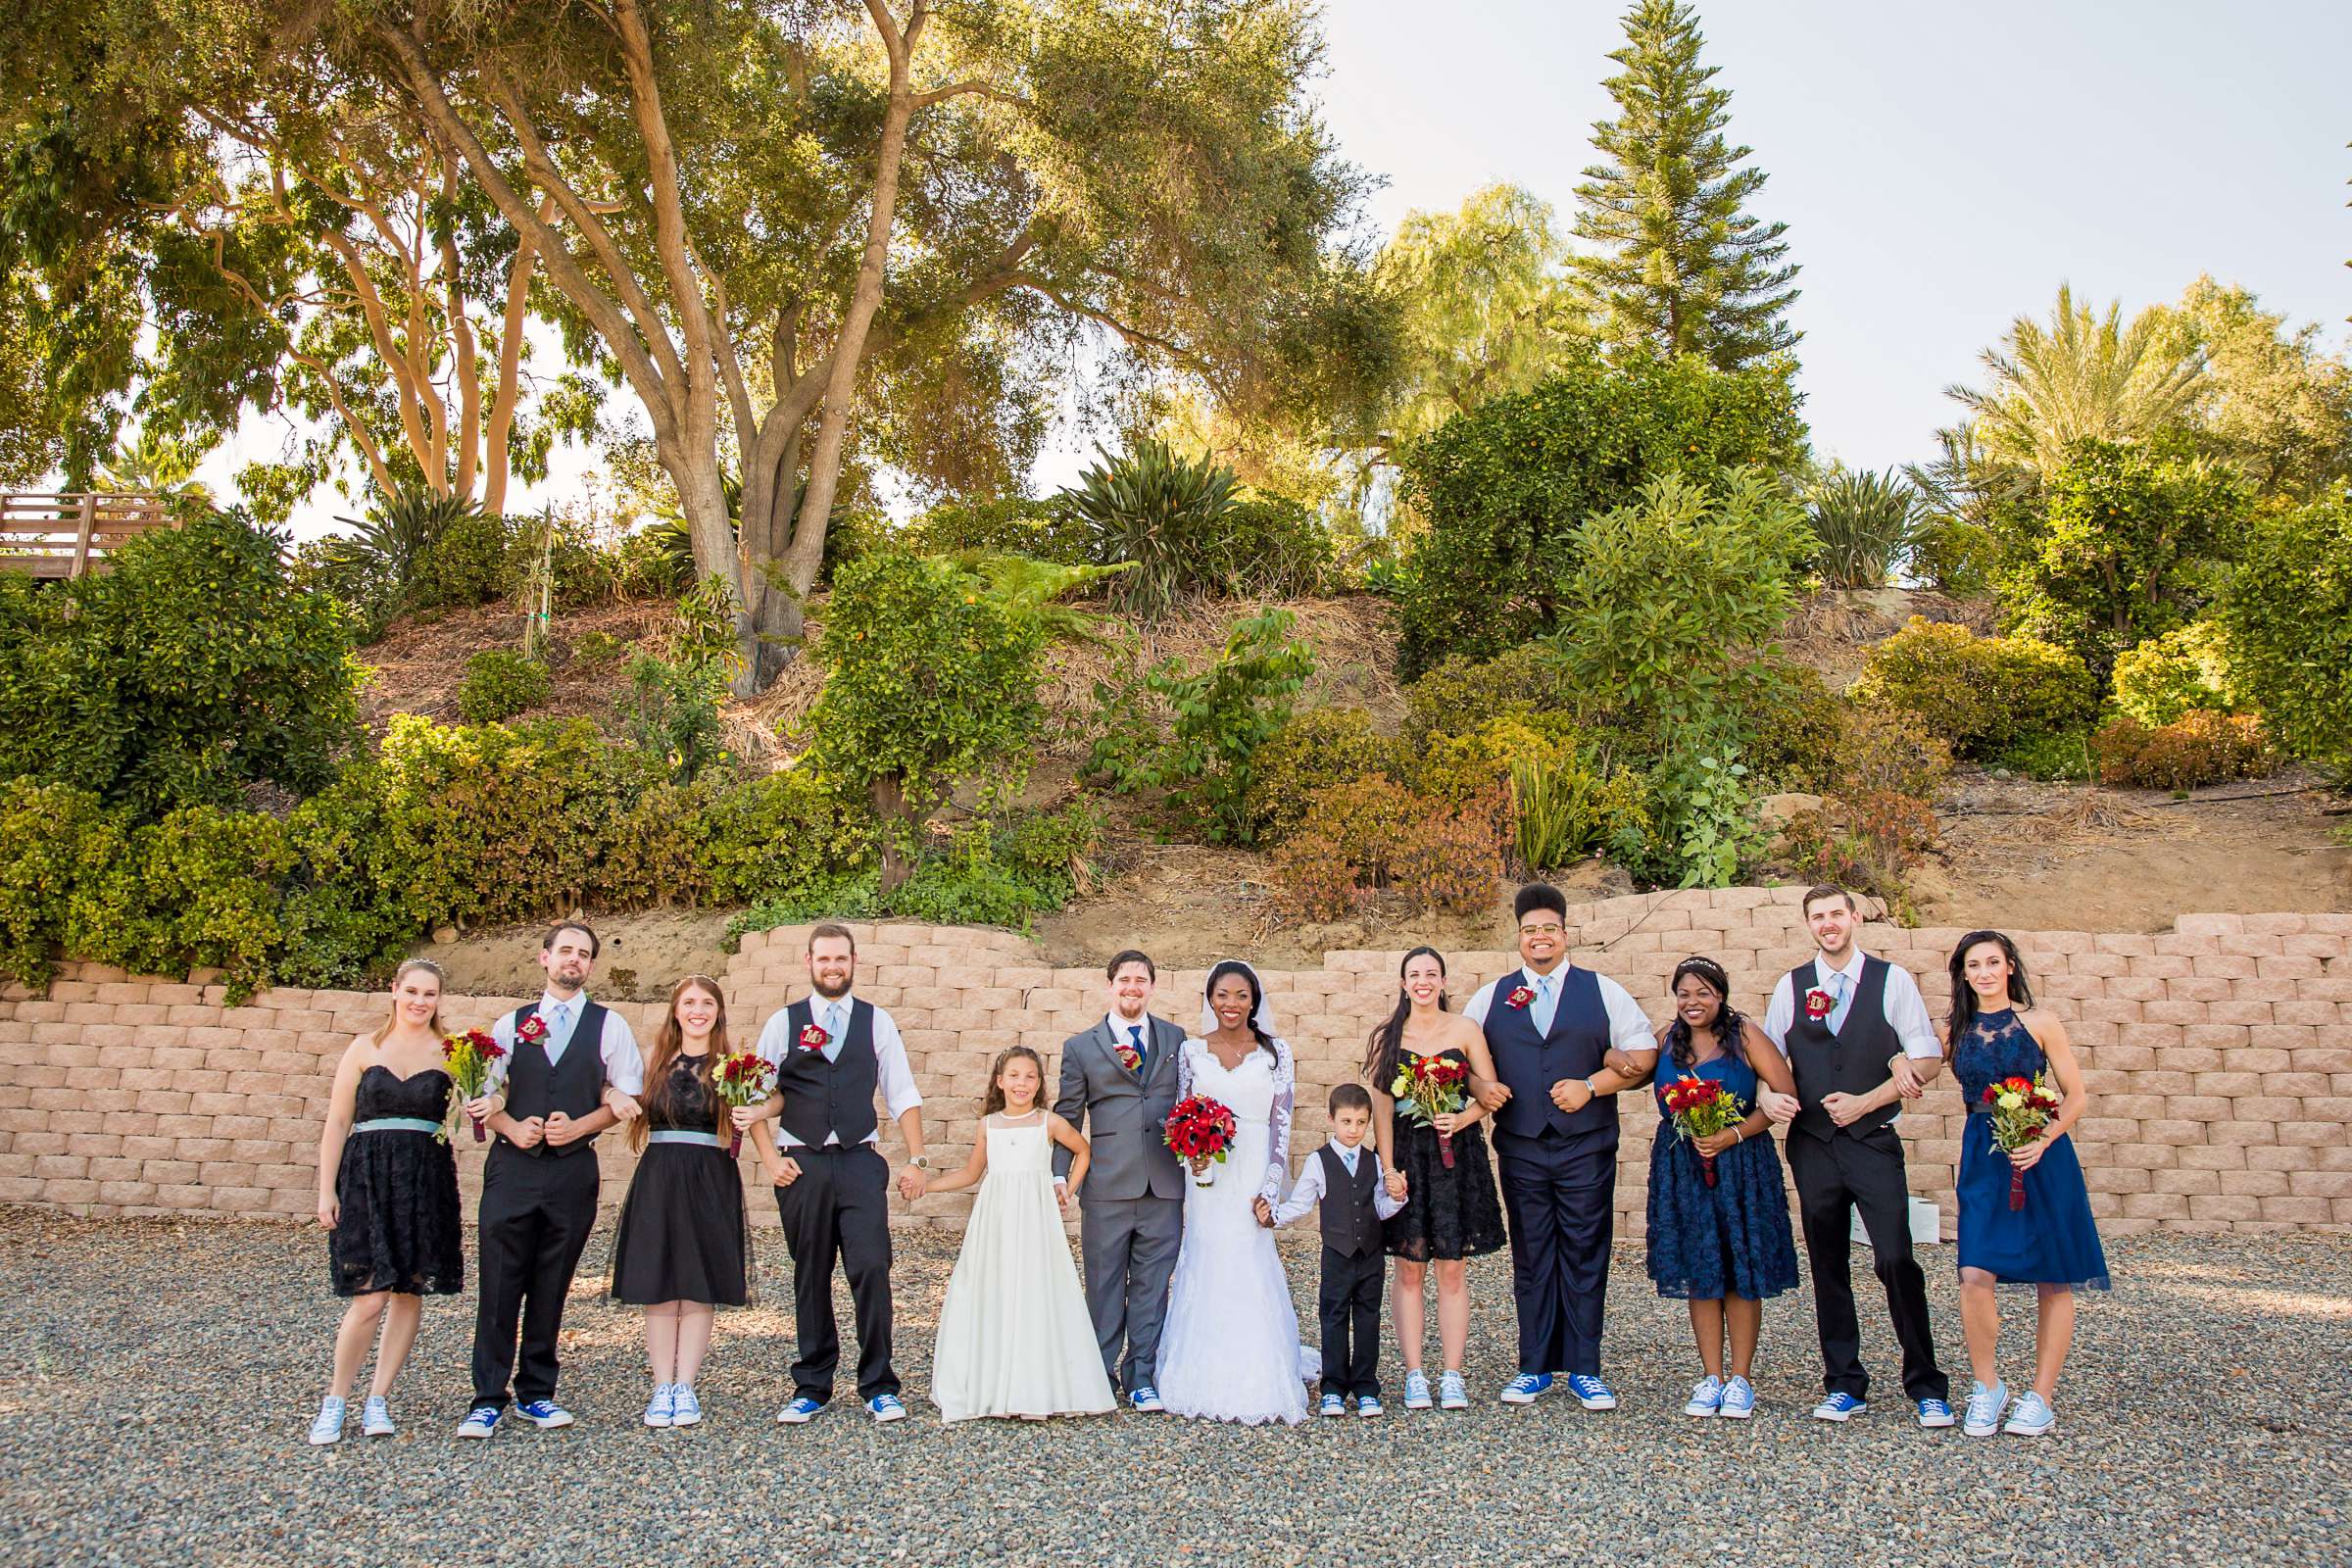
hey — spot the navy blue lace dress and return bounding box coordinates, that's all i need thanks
[328,1065,463,1298]
[1954,1008,2109,1290]
[1643,1051,1799,1301]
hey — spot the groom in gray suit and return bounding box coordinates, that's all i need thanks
[1053,949,1187,1412]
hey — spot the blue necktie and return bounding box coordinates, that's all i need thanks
[1829,970,1852,1033]
[1128,1024,1147,1076]
[1532,974,1557,1035]
[824,1003,845,1058]
[547,1001,571,1060]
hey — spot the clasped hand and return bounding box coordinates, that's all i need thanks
[2005,1133,2049,1173]
[1548,1078,1593,1113]
[1250,1196,1275,1229]
[1691,1128,1740,1158]
[1759,1090,1799,1125]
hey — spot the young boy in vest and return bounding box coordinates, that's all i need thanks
[1760,884,1955,1429]
[740,922,930,1424]
[457,921,646,1438]
[1260,1084,1404,1417]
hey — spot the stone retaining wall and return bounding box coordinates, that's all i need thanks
[2,889,2346,1238]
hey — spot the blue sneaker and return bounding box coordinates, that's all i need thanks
[1318,1392,1347,1418]
[1401,1370,1432,1410]
[1963,1380,2009,1437]
[455,1404,501,1440]
[1567,1375,1617,1410]
[643,1384,674,1429]
[866,1394,907,1423]
[1128,1385,1164,1413]
[1812,1392,1868,1422]
[515,1399,574,1430]
[1498,1372,1551,1405]
[1916,1396,1956,1430]
[775,1396,824,1424]
[1439,1370,1469,1409]
[307,1396,346,1446]
[1355,1395,1383,1419]
[1718,1376,1756,1419]
[2002,1391,2056,1437]
[1683,1375,1725,1417]
[668,1385,703,1428]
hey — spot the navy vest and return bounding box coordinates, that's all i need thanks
[773,997,880,1148]
[1784,957,1902,1144]
[1316,1143,1383,1257]
[1483,965,1615,1141]
[502,999,610,1158]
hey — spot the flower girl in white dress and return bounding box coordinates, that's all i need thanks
[925,1047,1117,1422]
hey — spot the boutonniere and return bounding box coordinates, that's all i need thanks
[1803,988,1834,1021]
[797,1022,830,1053]
[516,1013,550,1045]
[1504,985,1536,1010]
[1114,1044,1143,1072]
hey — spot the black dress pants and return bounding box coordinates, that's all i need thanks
[1317,1246,1382,1399]
[1786,1124,1949,1403]
[1494,1126,1615,1377]
[471,1145,600,1411]
[775,1144,898,1402]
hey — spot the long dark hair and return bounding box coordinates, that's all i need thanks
[1945,930,2033,1059]
[1362,946,1448,1088]
[981,1046,1049,1119]
[629,975,731,1152]
[1204,959,1279,1063]
[1663,956,1747,1073]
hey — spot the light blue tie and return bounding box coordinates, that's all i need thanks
[1338,1146,1358,1178]
[1532,973,1557,1036]
[547,1001,572,1061]
[824,1003,846,1060]
[1829,970,1852,1033]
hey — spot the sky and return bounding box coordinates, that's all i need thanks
[203,0,2352,534]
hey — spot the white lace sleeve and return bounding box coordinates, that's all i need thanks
[1259,1038,1296,1202]
[1178,1039,1195,1099]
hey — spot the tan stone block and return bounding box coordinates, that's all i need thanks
[2141,1000,2210,1027]
[2083,1166,2149,1194]
[2182,1193,2259,1222]
[2188,954,2258,981]
[2094,1044,2157,1072]
[2120,1192,2189,1219]
[2149,1167,2219,1195]
[2258,1195,2332,1223]
[2278,1120,2337,1146]
[2286,1170,2352,1200]
[2175,1144,2246,1170]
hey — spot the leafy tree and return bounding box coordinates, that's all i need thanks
[1948,284,2205,471]
[1902,421,2034,597]
[2148,275,2352,502]
[2216,490,2352,778]
[1393,348,1807,673]
[1570,1,1799,370]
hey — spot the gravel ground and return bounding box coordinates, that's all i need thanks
[0,1208,2344,1567]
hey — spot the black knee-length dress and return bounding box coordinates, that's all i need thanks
[329,1065,464,1297]
[610,1054,751,1306]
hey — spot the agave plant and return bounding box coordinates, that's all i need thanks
[1805,467,1921,590]
[1056,438,1239,617]
[322,486,486,603]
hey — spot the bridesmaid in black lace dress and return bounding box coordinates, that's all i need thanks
[310,959,464,1444]
[1364,948,1506,1412]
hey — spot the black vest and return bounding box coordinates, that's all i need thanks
[1785,957,1902,1144]
[773,997,880,1148]
[502,1000,610,1158]
[1484,965,1615,1141]
[1316,1143,1383,1257]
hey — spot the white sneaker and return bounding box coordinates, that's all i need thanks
[644,1384,675,1429]
[360,1396,395,1438]
[669,1385,703,1428]
[307,1396,346,1446]
[1963,1380,2009,1437]
[2003,1391,2057,1437]
[1401,1369,1433,1410]
[1439,1370,1469,1409]
[1684,1375,1726,1417]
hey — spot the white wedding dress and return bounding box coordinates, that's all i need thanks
[1154,1036,1312,1426]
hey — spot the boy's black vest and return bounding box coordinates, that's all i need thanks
[1315,1144,1383,1257]
[1483,965,1615,1141]
[501,1000,611,1159]
[773,996,880,1148]
[1784,956,1902,1144]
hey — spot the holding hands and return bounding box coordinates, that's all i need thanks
[765,1154,803,1189]
[1250,1196,1275,1229]
[1549,1077,1594,1114]
[899,1165,929,1201]
[1759,1088,1800,1124]
[1384,1167,1408,1202]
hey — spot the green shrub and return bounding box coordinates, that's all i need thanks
[1735,659,1847,791]
[697,768,876,906]
[309,487,485,625]
[0,508,361,816]
[457,649,554,723]
[725,873,887,949]
[1909,516,1999,598]
[1245,708,1397,844]
[2110,623,2235,727]
[901,497,1089,562]
[1399,644,1575,748]
[1805,467,1920,590]
[1272,776,1502,920]
[997,801,1106,906]
[0,781,111,988]
[2216,493,2352,777]
[1057,438,1240,618]
[1983,729,2096,782]
[410,507,514,611]
[1656,750,1771,890]
[1508,750,1652,872]
[621,649,730,782]
[1838,701,1955,800]
[1394,349,1808,675]
[1087,609,1315,845]
[2091,710,2276,790]
[1850,617,2099,757]
[1219,494,1334,598]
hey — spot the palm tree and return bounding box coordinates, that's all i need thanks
[1947,284,2206,470]
[96,428,215,504]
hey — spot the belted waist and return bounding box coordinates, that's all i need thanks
[353,1117,442,1136]
[649,1129,722,1148]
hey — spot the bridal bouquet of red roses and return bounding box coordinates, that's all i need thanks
[1162,1095,1240,1187]
[442,1028,507,1143]
[1984,1072,2063,1209]
[1660,1074,1743,1187]
[1389,1053,1471,1168]
[712,1049,777,1158]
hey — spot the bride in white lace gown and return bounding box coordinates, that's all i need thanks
[1154,959,1311,1426]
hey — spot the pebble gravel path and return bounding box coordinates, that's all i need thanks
[0,1208,2343,1566]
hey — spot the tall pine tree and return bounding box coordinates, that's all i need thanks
[1571,1,1799,370]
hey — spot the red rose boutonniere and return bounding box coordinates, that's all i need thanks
[1504,985,1536,1010]
[1803,988,1834,1022]
[797,1022,829,1053]
[1114,1043,1143,1073]
[516,1012,550,1046]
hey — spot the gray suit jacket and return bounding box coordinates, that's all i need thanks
[1054,1013,1187,1200]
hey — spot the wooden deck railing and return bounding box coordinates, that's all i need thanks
[0,493,173,579]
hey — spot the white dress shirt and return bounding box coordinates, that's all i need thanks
[1759,950,1941,1060]
[1463,965,1656,1054]
[755,992,923,1148]
[1104,1012,1153,1057]
[487,991,646,1095]
[1271,1140,1406,1227]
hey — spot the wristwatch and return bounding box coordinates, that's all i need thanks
[1584,1075,1599,1096]
[906,1154,930,1170]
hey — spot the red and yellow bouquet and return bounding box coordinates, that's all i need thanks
[713,1049,777,1158]
[1660,1074,1743,1187]
[1162,1095,1240,1187]
[1984,1072,2063,1209]
[443,1028,507,1143]
[1389,1053,1472,1168]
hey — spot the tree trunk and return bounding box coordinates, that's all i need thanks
[871,772,913,893]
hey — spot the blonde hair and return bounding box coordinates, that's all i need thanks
[370,959,447,1047]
